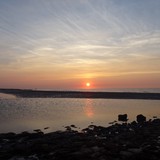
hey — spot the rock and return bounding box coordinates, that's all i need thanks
[9,157,25,160]
[2,116,160,160]
[128,148,142,154]
[0,132,16,139]
[136,114,146,123]
[118,114,128,122]
[72,147,92,156]
[120,151,133,157]
[80,147,93,154]
[91,146,100,152]
[2,138,10,142]
[65,126,72,131]
[44,127,49,130]
[33,129,42,133]
[28,154,39,160]
[70,125,77,128]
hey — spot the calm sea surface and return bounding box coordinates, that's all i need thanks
[0,91,160,133]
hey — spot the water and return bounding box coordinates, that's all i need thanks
[0,92,160,133]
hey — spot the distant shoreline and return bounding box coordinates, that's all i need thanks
[0,89,160,100]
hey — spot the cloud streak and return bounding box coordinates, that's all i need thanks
[0,0,160,88]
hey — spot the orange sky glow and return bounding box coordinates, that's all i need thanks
[0,1,160,90]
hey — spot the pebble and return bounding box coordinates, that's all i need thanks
[92,146,100,152]
[9,157,25,160]
[28,155,39,160]
[120,151,133,157]
[128,148,142,154]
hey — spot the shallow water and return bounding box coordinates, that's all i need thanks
[0,93,16,99]
[0,94,160,133]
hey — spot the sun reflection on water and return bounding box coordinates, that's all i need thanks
[83,99,94,118]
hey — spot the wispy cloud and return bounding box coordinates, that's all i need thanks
[0,0,160,88]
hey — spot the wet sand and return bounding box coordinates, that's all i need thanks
[0,89,160,99]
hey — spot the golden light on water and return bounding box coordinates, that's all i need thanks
[83,99,94,118]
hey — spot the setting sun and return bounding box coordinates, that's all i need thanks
[86,82,90,87]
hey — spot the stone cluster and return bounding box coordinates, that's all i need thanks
[0,115,160,160]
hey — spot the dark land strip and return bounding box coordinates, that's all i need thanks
[0,89,160,99]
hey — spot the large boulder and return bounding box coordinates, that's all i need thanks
[118,114,128,122]
[136,114,146,123]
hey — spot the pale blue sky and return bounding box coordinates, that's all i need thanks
[0,0,160,89]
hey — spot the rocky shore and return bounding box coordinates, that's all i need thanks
[1,115,160,160]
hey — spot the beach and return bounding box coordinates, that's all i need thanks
[0,89,160,159]
[0,115,160,160]
[1,0,160,159]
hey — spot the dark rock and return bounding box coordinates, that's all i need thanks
[153,116,157,119]
[137,114,146,123]
[28,154,39,160]
[70,125,77,128]
[120,151,133,157]
[44,127,49,130]
[33,129,42,133]
[1,116,160,160]
[118,114,128,122]
[0,132,16,139]
[8,157,25,160]
[128,148,142,154]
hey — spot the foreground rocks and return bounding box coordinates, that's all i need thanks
[136,114,146,123]
[118,114,128,122]
[0,116,160,160]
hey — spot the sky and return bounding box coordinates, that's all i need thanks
[0,0,160,90]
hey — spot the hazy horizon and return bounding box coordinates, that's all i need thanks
[0,0,160,89]
[1,87,160,92]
